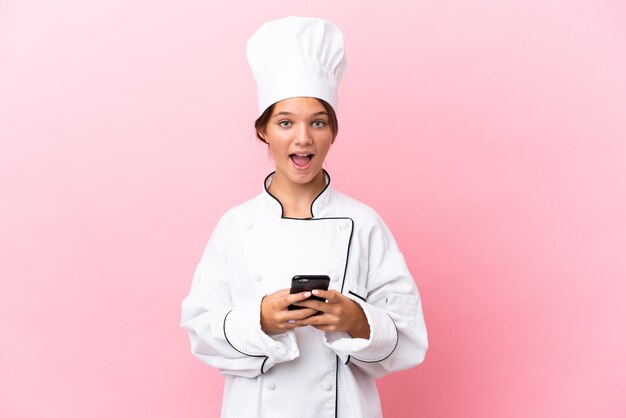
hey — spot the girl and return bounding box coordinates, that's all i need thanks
[181,16,428,418]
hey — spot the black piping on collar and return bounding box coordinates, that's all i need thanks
[263,169,331,219]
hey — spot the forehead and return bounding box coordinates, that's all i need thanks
[272,97,326,115]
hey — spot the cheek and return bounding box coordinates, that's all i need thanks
[267,144,280,160]
[265,129,290,147]
[318,136,333,156]
[267,141,289,161]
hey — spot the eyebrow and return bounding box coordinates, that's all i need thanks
[272,111,329,118]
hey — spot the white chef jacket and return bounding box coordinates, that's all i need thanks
[181,170,428,418]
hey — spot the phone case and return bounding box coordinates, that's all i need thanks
[288,275,330,310]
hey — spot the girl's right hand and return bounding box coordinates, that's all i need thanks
[260,289,318,333]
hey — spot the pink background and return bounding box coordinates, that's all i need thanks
[1,1,625,417]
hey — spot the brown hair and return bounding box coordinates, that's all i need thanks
[254,99,339,144]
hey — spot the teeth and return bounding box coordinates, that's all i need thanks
[294,153,311,157]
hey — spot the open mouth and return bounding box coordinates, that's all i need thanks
[289,153,314,168]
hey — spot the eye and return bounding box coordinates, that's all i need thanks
[278,120,292,128]
[312,120,327,128]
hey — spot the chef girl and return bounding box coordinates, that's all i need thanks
[181,16,428,418]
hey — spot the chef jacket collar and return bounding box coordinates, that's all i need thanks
[263,169,332,219]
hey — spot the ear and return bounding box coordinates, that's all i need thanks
[258,130,268,144]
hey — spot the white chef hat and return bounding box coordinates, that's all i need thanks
[247,16,348,116]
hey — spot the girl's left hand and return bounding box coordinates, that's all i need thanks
[294,289,371,339]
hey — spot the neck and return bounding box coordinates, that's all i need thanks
[268,170,327,218]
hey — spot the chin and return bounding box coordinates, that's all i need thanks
[287,167,323,185]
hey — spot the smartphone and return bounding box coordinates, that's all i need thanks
[288,275,330,310]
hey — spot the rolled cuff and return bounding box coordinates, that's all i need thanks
[323,300,398,362]
[224,306,300,363]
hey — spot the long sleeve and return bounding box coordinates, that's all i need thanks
[180,213,299,378]
[324,217,428,378]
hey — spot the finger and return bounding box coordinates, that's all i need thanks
[311,289,342,303]
[297,313,335,327]
[295,299,332,313]
[273,289,291,297]
[266,289,290,300]
[280,291,313,308]
[280,309,319,328]
[285,308,319,320]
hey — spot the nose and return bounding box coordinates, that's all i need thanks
[294,123,313,146]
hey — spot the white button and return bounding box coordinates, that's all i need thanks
[268,382,276,390]
[321,382,332,391]
[339,222,348,230]
[254,275,263,282]
[331,273,339,283]
[245,222,253,230]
